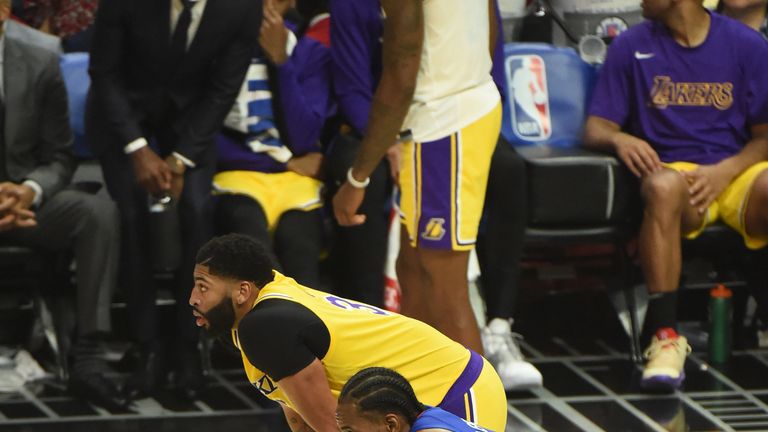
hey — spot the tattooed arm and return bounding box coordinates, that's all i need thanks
[332,0,424,226]
[283,405,316,432]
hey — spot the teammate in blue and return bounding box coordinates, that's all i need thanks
[336,367,493,432]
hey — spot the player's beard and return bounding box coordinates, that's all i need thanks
[203,297,236,338]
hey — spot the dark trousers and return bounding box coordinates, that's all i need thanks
[0,189,120,337]
[215,194,323,288]
[98,145,215,345]
[477,139,527,321]
[325,133,389,307]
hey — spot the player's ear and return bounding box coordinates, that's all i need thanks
[384,413,401,432]
[235,281,253,305]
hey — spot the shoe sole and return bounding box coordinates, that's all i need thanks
[640,371,685,392]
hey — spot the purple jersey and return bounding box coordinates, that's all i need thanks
[588,11,768,165]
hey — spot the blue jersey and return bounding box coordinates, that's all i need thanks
[411,407,493,432]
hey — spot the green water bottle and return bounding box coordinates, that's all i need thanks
[709,284,733,364]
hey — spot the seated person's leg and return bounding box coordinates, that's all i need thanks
[274,209,323,288]
[736,166,768,346]
[2,188,125,409]
[639,165,706,391]
[216,193,270,246]
[742,168,768,244]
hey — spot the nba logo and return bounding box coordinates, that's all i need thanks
[507,55,551,141]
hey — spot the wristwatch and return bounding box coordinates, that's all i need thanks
[168,155,187,175]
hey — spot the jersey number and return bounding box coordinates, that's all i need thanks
[324,296,390,316]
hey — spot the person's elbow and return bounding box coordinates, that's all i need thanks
[582,116,616,151]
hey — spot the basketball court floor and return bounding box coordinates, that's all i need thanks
[1,289,766,432]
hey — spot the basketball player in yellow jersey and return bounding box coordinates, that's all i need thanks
[332,0,502,354]
[189,234,507,431]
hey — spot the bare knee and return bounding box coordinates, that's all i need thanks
[640,170,688,213]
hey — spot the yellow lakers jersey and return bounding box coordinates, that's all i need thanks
[232,271,470,410]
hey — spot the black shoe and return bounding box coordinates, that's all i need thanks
[69,334,132,412]
[175,342,206,401]
[69,372,133,413]
[124,345,165,400]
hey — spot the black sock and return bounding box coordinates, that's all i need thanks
[642,291,678,346]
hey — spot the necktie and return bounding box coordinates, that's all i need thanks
[169,0,195,68]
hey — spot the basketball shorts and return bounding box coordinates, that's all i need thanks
[438,350,507,431]
[667,161,768,249]
[213,170,323,231]
[399,103,502,251]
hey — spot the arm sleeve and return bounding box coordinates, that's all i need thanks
[237,299,331,382]
[330,0,375,136]
[587,35,632,126]
[173,2,262,163]
[87,0,144,147]
[277,40,331,156]
[25,52,75,199]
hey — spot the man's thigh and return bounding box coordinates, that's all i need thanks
[720,161,768,249]
[653,163,709,235]
[1,189,114,251]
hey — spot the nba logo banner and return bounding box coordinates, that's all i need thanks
[501,43,596,147]
[507,54,552,142]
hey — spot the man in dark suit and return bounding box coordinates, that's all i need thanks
[86,0,261,399]
[0,0,123,410]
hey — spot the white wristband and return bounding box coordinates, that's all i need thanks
[347,168,370,189]
[124,138,148,154]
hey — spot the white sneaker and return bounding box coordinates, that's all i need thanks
[758,327,768,349]
[640,328,691,392]
[482,318,543,391]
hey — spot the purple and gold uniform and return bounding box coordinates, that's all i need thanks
[233,272,508,431]
[397,0,502,251]
[589,11,768,248]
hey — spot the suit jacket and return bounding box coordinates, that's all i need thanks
[5,19,64,55]
[86,0,262,164]
[3,38,75,199]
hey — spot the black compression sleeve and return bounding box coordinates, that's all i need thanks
[236,299,331,381]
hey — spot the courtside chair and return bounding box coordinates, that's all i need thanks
[501,42,644,362]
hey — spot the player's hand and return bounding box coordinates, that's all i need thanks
[613,134,662,178]
[259,0,288,65]
[683,164,731,214]
[130,146,172,196]
[333,181,367,226]
[287,152,324,180]
[386,142,403,183]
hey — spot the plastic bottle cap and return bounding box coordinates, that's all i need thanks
[710,284,733,298]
